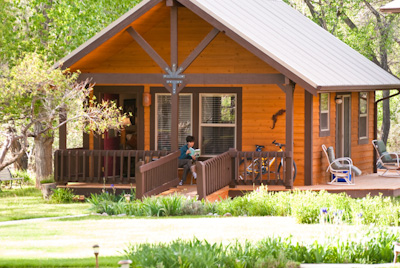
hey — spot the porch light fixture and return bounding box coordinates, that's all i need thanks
[335,96,343,104]
[93,244,100,268]
[142,92,151,107]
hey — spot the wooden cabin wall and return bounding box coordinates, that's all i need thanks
[350,91,375,175]
[70,4,277,74]
[242,85,306,186]
[312,91,375,185]
[312,93,336,185]
[69,2,377,186]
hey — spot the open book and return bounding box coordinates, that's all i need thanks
[189,148,201,158]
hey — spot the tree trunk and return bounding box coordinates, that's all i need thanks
[11,139,28,171]
[34,133,54,188]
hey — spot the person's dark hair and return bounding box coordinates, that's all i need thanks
[186,135,195,143]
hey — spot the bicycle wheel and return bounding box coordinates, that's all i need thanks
[239,159,262,181]
[277,160,297,182]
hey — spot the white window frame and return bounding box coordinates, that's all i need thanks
[199,93,237,157]
[359,92,368,141]
[154,93,193,151]
[320,93,330,135]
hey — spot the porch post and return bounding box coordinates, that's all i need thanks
[285,80,295,189]
[304,91,313,185]
[171,92,179,151]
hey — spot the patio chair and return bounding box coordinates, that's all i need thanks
[372,140,400,176]
[322,145,361,185]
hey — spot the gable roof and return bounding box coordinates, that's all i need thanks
[381,0,400,13]
[57,0,400,93]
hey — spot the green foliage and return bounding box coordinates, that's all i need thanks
[124,238,300,268]
[124,228,398,266]
[1,0,140,66]
[11,169,35,185]
[87,187,400,227]
[50,188,75,203]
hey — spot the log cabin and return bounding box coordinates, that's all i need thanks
[55,0,400,198]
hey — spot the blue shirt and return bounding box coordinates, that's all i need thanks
[179,144,191,160]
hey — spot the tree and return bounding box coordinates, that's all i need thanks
[0,53,127,186]
[0,0,140,66]
[285,0,400,145]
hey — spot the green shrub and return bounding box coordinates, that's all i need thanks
[50,188,75,203]
[86,187,400,226]
[124,228,397,266]
[124,238,300,268]
[10,169,35,185]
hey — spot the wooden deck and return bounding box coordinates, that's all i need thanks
[58,172,400,200]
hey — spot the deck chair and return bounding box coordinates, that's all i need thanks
[372,140,400,176]
[322,145,361,185]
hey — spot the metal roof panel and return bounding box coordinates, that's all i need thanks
[189,0,400,90]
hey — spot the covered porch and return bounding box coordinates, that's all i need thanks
[58,172,400,200]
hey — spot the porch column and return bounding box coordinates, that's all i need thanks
[304,91,313,185]
[285,81,295,189]
[171,92,179,151]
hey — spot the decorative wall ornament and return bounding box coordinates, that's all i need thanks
[271,109,286,129]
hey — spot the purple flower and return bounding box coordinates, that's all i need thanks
[111,184,114,188]
[338,210,343,215]
[357,212,363,218]
[320,208,328,214]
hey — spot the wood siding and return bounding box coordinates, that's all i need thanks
[69,2,376,186]
[312,92,375,185]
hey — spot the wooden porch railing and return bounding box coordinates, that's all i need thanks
[135,151,180,199]
[235,149,287,186]
[54,149,169,184]
[196,150,234,199]
[196,148,288,199]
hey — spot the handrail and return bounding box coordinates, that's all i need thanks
[54,149,169,184]
[136,150,180,199]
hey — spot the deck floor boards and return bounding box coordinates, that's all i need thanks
[58,172,400,199]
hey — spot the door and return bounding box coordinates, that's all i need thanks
[336,94,351,158]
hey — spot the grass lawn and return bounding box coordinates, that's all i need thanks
[0,256,122,268]
[0,216,364,262]
[0,187,90,222]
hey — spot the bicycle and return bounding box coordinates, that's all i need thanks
[239,140,297,182]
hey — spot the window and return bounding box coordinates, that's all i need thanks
[200,94,236,155]
[358,92,368,143]
[319,93,330,137]
[155,94,192,150]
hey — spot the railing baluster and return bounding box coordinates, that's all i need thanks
[68,151,71,180]
[113,151,117,184]
[82,151,86,182]
[97,151,101,182]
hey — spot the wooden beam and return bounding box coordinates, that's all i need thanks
[179,28,220,72]
[57,0,163,69]
[170,92,179,151]
[78,73,284,85]
[284,80,295,189]
[126,27,169,72]
[170,5,178,66]
[304,90,313,185]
